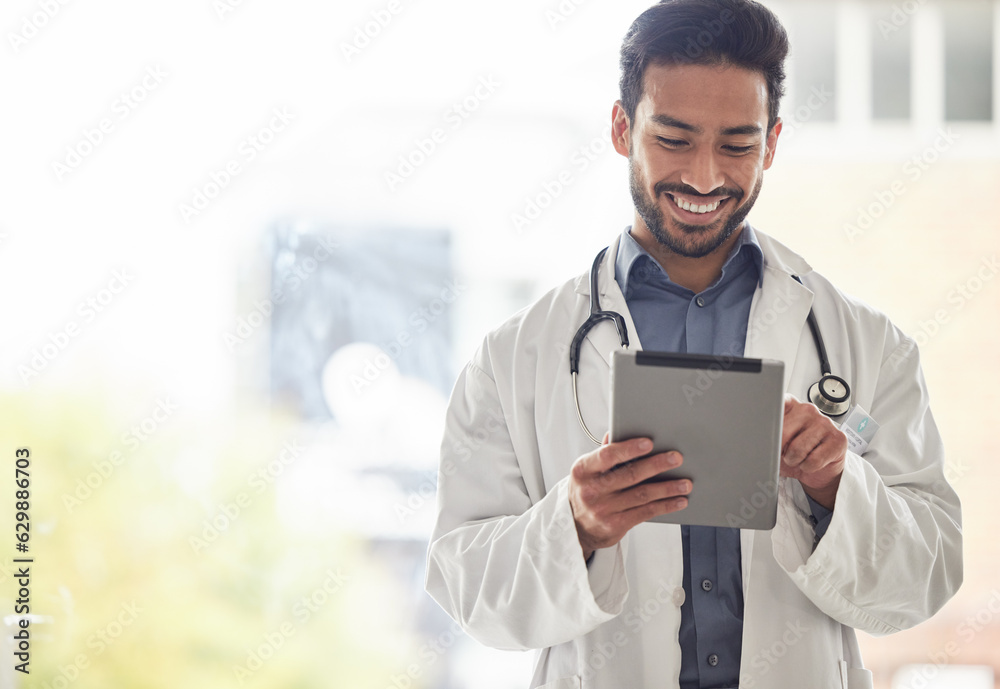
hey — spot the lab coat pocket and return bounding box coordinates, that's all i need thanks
[839,660,874,689]
[847,667,874,689]
[535,676,581,689]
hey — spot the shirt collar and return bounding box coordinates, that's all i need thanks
[615,222,764,295]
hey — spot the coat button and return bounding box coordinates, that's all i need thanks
[701,579,713,592]
[708,653,719,667]
[672,587,686,606]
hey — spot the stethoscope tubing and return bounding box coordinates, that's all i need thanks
[570,245,850,445]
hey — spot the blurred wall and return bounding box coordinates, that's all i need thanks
[1,1,998,688]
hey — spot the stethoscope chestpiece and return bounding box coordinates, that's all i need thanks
[808,374,852,418]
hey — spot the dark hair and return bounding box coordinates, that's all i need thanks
[619,0,789,130]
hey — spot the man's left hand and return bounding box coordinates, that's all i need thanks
[780,393,848,510]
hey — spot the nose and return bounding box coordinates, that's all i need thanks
[680,148,726,195]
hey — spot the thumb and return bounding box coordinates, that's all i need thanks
[783,393,798,414]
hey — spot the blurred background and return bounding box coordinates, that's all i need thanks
[1,0,998,687]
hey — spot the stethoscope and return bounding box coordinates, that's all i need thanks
[570,247,852,445]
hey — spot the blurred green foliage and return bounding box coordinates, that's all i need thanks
[1,381,415,689]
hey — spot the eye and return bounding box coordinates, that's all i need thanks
[657,137,687,147]
[723,145,755,154]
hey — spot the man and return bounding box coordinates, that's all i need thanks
[425,1,963,687]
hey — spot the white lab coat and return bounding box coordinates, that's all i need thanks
[425,229,962,689]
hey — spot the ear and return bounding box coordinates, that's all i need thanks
[763,117,782,170]
[611,101,631,158]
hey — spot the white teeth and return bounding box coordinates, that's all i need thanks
[671,195,722,214]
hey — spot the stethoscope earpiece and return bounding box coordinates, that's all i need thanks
[808,374,852,418]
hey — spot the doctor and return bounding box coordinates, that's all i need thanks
[425,1,963,687]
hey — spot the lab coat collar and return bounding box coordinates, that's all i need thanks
[744,228,817,390]
[573,223,813,300]
[753,226,813,279]
[616,223,766,294]
[572,224,816,391]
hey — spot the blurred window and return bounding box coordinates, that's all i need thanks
[268,224,454,419]
[943,1,994,122]
[787,2,838,123]
[871,2,913,120]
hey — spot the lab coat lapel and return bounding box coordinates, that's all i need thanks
[740,232,816,679]
[573,234,644,368]
[735,243,815,628]
[575,229,816,379]
[743,237,815,391]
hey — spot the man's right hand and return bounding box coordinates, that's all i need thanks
[569,435,691,561]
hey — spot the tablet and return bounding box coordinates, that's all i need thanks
[608,350,784,529]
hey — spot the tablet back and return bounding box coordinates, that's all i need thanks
[608,350,784,529]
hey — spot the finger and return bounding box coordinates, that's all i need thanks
[619,494,690,530]
[783,393,799,414]
[782,422,828,469]
[600,450,683,493]
[780,401,818,453]
[782,437,834,483]
[572,437,652,484]
[591,437,654,474]
[796,432,846,475]
[614,476,692,513]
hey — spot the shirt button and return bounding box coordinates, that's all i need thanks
[701,579,713,592]
[695,296,706,307]
[672,587,686,606]
[708,653,719,667]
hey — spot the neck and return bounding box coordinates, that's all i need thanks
[630,219,745,294]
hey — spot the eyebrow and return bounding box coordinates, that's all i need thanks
[651,114,763,137]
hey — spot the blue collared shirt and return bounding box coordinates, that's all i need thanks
[613,224,830,688]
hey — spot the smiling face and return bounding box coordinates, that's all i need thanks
[613,62,781,259]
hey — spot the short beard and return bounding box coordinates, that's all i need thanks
[628,157,762,259]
